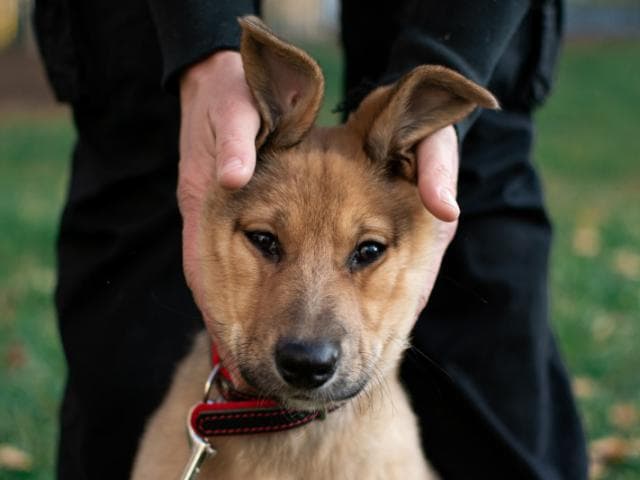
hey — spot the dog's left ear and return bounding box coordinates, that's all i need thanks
[239,16,324,150]
[348,65,499,181]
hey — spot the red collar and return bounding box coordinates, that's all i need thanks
[188,343,331,439]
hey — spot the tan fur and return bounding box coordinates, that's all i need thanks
[132,16,497,479]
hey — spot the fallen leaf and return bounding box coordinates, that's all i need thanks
[591,436,631,464]
[589,459,606,480]
[573,376,598,399]
[4,342,27,370]
[609,403,639,430]
[611,248,640,280]
[0,444,33,471]
[572,226,601,257]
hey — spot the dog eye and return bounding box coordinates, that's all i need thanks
[350,241,387,270]
[245,231,281,261]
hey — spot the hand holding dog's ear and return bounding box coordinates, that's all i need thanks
[348,65,498,223]
[177,18,497,317]
[178,50,260,310]
[179,51,260,190]
[416,126,461,222]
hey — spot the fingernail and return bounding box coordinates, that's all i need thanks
[439,188,460,214]
[217,157,245,181]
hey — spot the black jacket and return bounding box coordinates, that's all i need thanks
[34,0,562,141]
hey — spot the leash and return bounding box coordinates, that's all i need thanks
[179,343,331,480]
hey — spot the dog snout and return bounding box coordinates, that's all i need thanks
[275,338,341,389]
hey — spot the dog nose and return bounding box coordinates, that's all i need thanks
[275,339,341,389]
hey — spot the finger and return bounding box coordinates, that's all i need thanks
[416,127,460,222]
[214,100,261,189]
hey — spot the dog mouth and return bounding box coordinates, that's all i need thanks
[239,366,368,410]
[287,380,366,407]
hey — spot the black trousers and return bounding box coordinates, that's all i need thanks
[40,1,588,478]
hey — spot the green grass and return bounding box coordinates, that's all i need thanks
[1,41,639,479]
[535,41,640,480]
[0,117,72,478]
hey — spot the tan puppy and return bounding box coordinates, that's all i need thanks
[132,16,497,480]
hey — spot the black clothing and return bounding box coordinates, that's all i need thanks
[404,109,585,478]
[341,1,563,139]
[33,0,588,478]
[147,0,260,91]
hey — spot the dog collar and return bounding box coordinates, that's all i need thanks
[187,342,330,439]
[179,343,334,480]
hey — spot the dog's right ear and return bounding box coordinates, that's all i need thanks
[347,65,499,182]
[239,16,324,151]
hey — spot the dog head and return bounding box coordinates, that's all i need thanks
[196,16,497,408]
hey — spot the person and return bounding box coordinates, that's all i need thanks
[34,0,588,478]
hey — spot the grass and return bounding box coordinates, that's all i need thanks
[1,41,639,479]
[535,41,640,479]
[0,117,72,478]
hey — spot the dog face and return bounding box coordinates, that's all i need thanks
[196,17,497,408]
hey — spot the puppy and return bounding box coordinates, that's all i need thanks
[132,16,497,480]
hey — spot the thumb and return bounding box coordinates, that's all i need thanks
[416,126,460,222]
[214,102,261,189]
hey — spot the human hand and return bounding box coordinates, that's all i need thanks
[417,125,460,223]
[413,125,460,312]
[178,50,260,311]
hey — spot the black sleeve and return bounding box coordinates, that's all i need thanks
[381,1,531,140]
[146,0,259,92]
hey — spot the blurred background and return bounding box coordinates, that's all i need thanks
[0,0,638,478]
